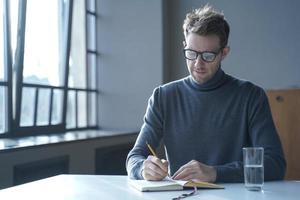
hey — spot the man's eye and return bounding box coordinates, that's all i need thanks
[203,53,215,60]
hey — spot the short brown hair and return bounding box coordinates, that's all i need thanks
[183,5,230,48]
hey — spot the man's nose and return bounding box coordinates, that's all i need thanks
[195,55,205,66]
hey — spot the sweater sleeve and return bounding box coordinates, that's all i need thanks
[126,87,164,179]
[214,161,244,182]
[247,87,286,180]
[215,87,286,183]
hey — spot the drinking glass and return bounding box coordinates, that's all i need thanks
[243,147,264,191]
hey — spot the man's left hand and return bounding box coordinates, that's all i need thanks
[172,160,217,183]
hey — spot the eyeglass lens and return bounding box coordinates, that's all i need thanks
[184,49,218,62]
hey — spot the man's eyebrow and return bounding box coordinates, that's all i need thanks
[186,48,221,52]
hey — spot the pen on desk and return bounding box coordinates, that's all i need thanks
[146,142,158,157]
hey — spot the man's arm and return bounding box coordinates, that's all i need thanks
[214,161,244,182]
[126,87,165,179]
[247,87,286,180]
[215,87,286,182]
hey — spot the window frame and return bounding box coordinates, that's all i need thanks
[65,0,98,131]
[0,0,99,138]
[85,0,98,129]
[0,0,13,137]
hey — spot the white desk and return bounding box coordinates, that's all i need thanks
[0,175,299,200]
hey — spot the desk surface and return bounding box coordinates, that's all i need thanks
[0,175,299,200]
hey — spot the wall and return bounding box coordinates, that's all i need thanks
[166,0,300,89]
[97,0,164,130]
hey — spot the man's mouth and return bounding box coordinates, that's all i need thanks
[194,69,206,74]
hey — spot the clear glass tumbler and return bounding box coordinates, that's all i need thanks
[243,147,264,191]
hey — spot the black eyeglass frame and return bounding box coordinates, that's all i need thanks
[183,48,223,63]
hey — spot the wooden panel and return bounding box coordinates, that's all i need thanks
[95,143,134,175]
[266,89,300,180]
[13,156,69,185]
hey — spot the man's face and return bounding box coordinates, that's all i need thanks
[184,33,229,84]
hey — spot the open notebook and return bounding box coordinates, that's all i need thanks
[129,177,224,192]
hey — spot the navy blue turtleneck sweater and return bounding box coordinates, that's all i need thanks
[126,68,286,183]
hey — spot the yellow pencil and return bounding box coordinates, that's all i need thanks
[146,142,158,157]
[147,142,171,178]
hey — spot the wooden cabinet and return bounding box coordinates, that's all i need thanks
[95,143,134,175]
[13,156,69,186]
[266,89,300,180]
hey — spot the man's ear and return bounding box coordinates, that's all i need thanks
[221,46,230,60]
[182,40,186,47]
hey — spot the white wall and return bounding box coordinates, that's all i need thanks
[166,0,300,89]
[97,0,163,130]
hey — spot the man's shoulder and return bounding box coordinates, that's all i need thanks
[228,75,264,93]
[159,76,189,91]
[150,77,188,99]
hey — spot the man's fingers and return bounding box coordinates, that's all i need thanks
[142,156,169,181]
[172,160,200,180]
[177,173,195,181]
[148,162,168,177]
[172,167,194,180]
[150,157,168,173]
[161,159,167,164]
[171,160,216,182]
[172,162,191,178]
[143,168,165,180]
[161,159,169,170]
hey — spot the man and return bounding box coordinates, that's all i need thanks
[126,5,286,183]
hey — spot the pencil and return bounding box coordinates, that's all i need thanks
[147,142,171,178]
[146,142,158,157]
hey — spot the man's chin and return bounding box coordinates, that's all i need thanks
[192,74,209,84]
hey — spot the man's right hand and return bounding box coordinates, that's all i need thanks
[142,155,169,181]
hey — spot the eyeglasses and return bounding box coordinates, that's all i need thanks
[183,48,223,62]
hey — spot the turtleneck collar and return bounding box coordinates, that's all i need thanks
[188,67,228,91]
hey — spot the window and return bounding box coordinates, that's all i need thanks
[1,0,98,137]
[0,0,11,134]
[86,0,98,127]
[1,3,5,133]
[18,0,65,129]
[66,0,98,129]
[0,4,4,81]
